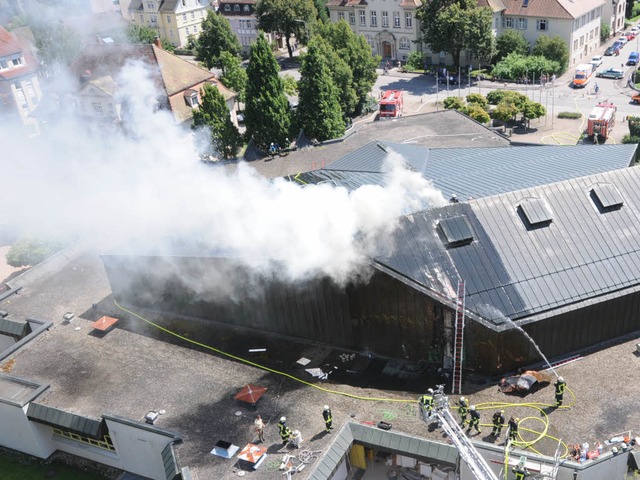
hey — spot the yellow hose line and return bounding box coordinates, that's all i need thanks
[114,300,414,403]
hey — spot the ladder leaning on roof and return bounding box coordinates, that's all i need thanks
[431,385,499,480]
[452,280,465,395]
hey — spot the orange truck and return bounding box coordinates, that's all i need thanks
[379,90,404,119]
[573,63,595,88]
[587,101,616,141]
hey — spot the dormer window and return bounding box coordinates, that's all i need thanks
[244,5,250,11]
[185,90,199,107]
[234,4,240,11]
[224,4,230,11]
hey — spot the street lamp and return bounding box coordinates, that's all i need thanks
[294,19,310,44]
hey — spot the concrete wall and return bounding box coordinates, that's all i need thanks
[0,402,55,458]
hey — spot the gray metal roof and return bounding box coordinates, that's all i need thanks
[294,142,637,202]
[308,422,458,479]
[27,403,105,439]
[375,166,640,325]
[0,317,30,337]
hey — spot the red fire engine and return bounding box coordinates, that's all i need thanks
[587,101,616,142]
[378,90,404,119]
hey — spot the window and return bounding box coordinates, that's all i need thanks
[580,35,584,46]
[11,57,22,66]
[349,12,355,25]
[191,11,195,19]
[0,60,7,69]
[366,35,374,48]
[92,102,103,115]
[382,11,388,27]
[193,25,197,33]
[595,26,599,38]
[140,14,144,22]
[405,12,412,28]
[244,5,250,11]
[150,15,157,23]
[574,39,578,50]
[234,4,239,11]
[537,19,548,31]
[371,11,377,27]
[183,13,187,20]
[167,15,171,22]
[247,20,251,28]
[517,18,527,30]
[199,10,203,17]
[359,10,366,26]
[186,26,190,34]
[393,12,400,28]
[170,29,174,37]
[503,17,513,28]
[146,1,154,9]
[224,4,230,10]
[338,12,345,21]
[400,37,410,49]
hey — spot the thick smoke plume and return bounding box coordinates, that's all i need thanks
[2,58,446,287]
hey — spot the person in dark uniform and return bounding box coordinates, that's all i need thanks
[467,406,481,433]
[491,410,505,437]
[554,376,566,407]
[512,465,530,480]
[458,397,469,426]
[508,417,519,442]
[323,405,333,432]
[278,416,292,444]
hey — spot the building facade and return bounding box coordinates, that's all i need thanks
[0,26,41,134]
[128,0,212,48]
[326,0,422,62]
[602,0,627,38]
[218,0,276,55]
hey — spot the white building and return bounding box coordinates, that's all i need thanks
[602,0,627,37]
[326,0,422,63]
[218,0,277,55]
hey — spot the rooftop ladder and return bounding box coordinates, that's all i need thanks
[432,388,499,480]
[451,280,465,395]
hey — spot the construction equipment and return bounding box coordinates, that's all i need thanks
[430,385,499,480]
[452,280,465,395]
[378,90,404,119]
[587,101,616,142]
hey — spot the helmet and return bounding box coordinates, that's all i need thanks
[324,405,330,411]
[558,376,564,383]
[460,397,466,403]
[515,418,519,422]
[427,388,434,394]
[612,447,618,454]
[500,410,505,414]
[470,405,476,411]
[280,416,286,422]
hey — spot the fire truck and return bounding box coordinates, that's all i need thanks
[378,90,404,119]
[587,101,616,142]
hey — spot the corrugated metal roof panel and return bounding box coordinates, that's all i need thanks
[27,403,104,439]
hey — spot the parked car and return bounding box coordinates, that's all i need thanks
[613,41,625,49]
[617,36,629,44]
[596,67,625,79]
[605,45,620,56]
[631,93,640,104]
[625,31,636,40]
[631,26,640,33]
[590,55,604,68]
[628,51,639,65]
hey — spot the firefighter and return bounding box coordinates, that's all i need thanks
[512,465,530,480]
[278,416,292,444]
[458,397,469,426]
[323,405,333,432]
[418,389,435,421]
[554,376,566,407]
[508,417,519,442]
[491,410,505,437]
[467,406,481,433]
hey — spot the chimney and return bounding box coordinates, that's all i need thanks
[154,36,162,49]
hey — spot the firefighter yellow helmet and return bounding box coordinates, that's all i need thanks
[500,410,505,414]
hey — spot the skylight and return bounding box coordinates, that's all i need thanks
[590,183,624,211]
[438,216,474,246]
[518,197,552,227]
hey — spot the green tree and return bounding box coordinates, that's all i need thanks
[494,30,529,63]
[493,100,520,123]
[219,51,247,102]
[532,35,569,73]
[491,53,560,81]
[406,51,425,71]
[196,11,241,69]
[466,93,488,108]
[33,23,83,76]
[314,0,329,23]
[600,22,611,43]
[318,21,380,114]
[6,238,64,267]
[192,84,243,159]
[244,33,291,152]
[416,0,494,67]
[297,38,345,141]
[256,0,317,58]
[626,0,634,20]
[314,36,357,117]
[443,96,465,110]
[521,100,546,129]
[125,25,174,51]
[463,104,490,124]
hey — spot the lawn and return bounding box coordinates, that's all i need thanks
[0,450,108,480]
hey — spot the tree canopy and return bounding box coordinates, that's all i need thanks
[192,84,243,159]
[195,11,241,69]
[491,53,561,81]
[297,37,345,141]
[125,25,175,52]
[244,32,291,152]
[256,0,317,58]
[33,23,83,76]
[532,35,569,73]
[313,0,329,23]
[317,20,379,114]
[219,52,247,102]
[494,30,529,63]
[416,0,494,67]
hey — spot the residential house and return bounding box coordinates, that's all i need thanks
[70,40,237,128]
[218,0,277,55]
[326,0,422,62]
[602,0,626,37]
[128,0,212,48]
[0,26,41,134]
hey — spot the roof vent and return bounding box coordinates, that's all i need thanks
[438,216,474,247]
[590,183,624,211]
[517,197,552,228]
[523,0,529,6]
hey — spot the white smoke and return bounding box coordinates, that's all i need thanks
[2,57,446,287]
